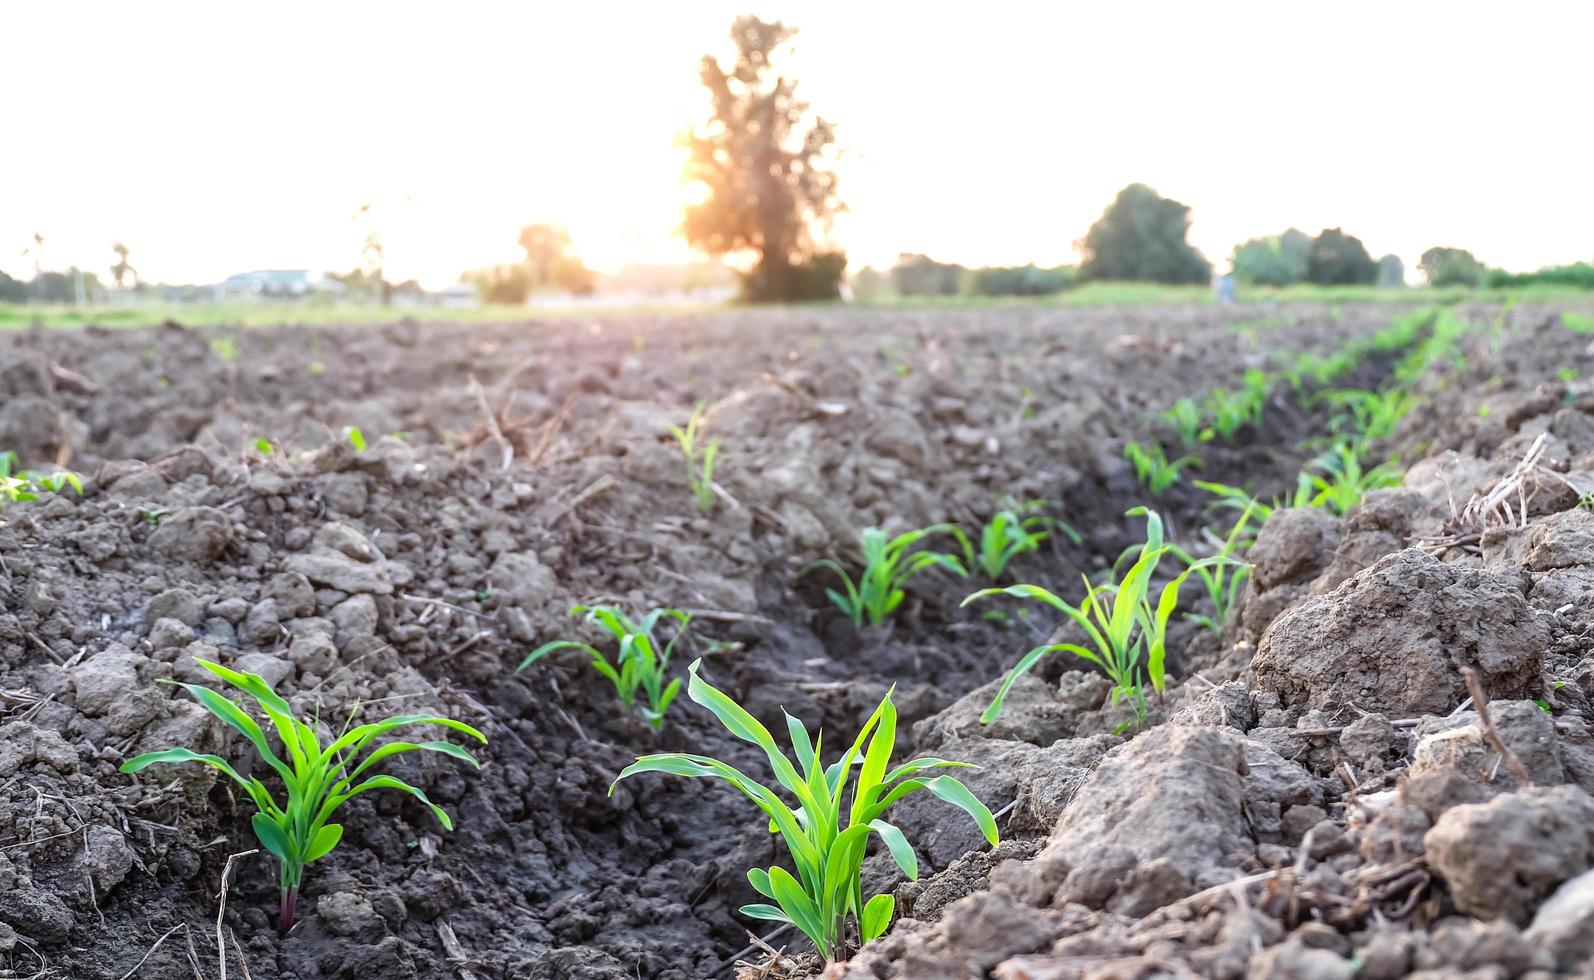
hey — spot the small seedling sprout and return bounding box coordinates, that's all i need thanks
[667,403,721,512]
[120,660,485,932]
[611,660,998,964]
[965,508,1224,732]
[517,604,693,729]
[975,501,1080,581]
[805,525,970,628]
[1123,441,1201,495]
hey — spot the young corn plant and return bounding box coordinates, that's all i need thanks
[611,660,998,965]
[974,501,1080,581]
[1168,504,1259,635]
[1298,442,1402,515]
[0,451,84,505]
[806,525,970,628]
[667,403,721,512]
[517,604,693,729]
[1123,441,1201,495]
[1203,368,1270,440]
[1321,387,1415,455]
[964,508,1214,733]
[1162,397,1206,446]
[1195,480,1281,524]
[120,659,485,932]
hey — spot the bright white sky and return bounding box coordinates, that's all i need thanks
[3,2,1591,288]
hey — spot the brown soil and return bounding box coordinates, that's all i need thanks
[2,300,1592,979]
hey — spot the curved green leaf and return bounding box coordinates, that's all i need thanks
[250,812,292,863]
[516,640,601,674]
[925,776,999,846]
[868,819,918,880]
[860,892,895,942]
[304,823,344,863]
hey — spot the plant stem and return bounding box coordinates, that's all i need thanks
[277,884,298,934]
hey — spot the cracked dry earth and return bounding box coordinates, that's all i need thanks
[3,300,1594,979]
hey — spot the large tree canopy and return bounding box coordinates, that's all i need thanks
[1078,184,1212,284]
[1230,228,1312,286]
[1419,246,1487,287]
[1306,228,1378,285]
[682,17,844,302]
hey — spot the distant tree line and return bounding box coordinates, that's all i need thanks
[459,224,596,304]
[855,255,1076,300]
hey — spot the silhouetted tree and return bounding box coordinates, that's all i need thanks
[682,16,845,302]
[1078,184,1212,284]
[1306,229,1378,285]
[517,224,595,295]
[1419,246,1486,287]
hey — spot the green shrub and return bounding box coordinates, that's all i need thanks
[1419,246,1487,287]
[611,660,998,964]
[1486,262,1594,290]
[121,659,485,931]
[517,605,693,729]
[806,525,970,628]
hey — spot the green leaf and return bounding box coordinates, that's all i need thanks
[120,747,252,791]
[683,661,810,806]
[747,867,775,899]
[516,640,600,674]
[167,681,296,788]
[926,776,999,846]
[860,892,895,942]
[333,774,454,831]
[346,740,481,783]
[304,823,344,863]
[868,819,918,880]
[980,643,1064,724]
[768,866,824,950]
[738,903,793,925]
[251,812,292,863]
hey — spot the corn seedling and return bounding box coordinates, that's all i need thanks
[517,604,692,729]
[1203,368,1270,440]
[667,403,721,512]
[1298,442,1402,515]
[611,660,998,964]
[1123,441,1201,495]
[0,451,83,506]
[1169,505,1258,635]
[965,508,1213,732]
[342,426,367,452]
[1321,387,1414,455]
[974,502,1080,581]
[1162,397,1206,446]
[1195,480,1282,524]
[120,659,485,932]
[805,525,970,628]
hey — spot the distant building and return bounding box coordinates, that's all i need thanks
[212,270,344,301]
